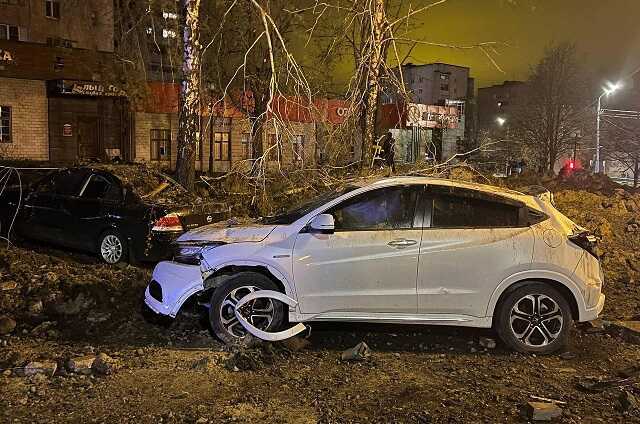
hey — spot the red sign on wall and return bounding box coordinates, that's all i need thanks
[62,123,72,137]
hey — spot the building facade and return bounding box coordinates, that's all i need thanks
[477,80,527,131]
[382,62,476,162]
[0,0,125,163]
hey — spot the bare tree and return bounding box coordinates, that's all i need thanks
[174,0,202,189]
[510,43,593,173]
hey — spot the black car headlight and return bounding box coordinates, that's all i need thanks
[172,242,224,265]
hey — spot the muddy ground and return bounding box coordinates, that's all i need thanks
[1,173,640,423]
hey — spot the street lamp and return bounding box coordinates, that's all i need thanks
[496,117,506,126]
[595,82,622,173]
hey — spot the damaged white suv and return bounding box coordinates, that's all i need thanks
[145,177,605,354]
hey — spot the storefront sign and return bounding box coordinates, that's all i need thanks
[63,124,72,137]
[59,80,126,97]
[406,103,459,129]
[0,49,14,63]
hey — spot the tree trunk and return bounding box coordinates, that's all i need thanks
[360,0,386,170]
[175,0,202,190]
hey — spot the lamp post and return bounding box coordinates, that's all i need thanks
[595,82,622,173]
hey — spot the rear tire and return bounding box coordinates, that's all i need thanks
[209,272,285,346]
[495,282,572,355]
[98,229,127,264]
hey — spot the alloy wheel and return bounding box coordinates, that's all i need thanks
[509,294,564,347]
[100,235,123,264]
[219,286,275,338]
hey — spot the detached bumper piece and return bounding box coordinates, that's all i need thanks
[234,290,307,342]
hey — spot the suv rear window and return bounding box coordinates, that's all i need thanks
[431,194,520,228]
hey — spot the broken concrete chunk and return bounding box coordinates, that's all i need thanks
[341,341,371,362]
[0,315,16,335]
[91,353,115,375]
[526,402,563,421]
[619,390,639,412]
[66,356,95,375]
[23,361,57,377]
[479,337,497,349]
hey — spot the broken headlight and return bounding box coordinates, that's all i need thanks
[172,242,224,265]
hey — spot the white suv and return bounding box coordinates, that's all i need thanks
[145,177,605,354]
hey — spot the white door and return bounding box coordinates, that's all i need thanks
[293,185,424,315]
[417,189,534,317]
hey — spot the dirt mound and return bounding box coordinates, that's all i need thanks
[0,244,150,338]
[553,189,640,319]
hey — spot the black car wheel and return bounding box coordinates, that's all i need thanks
[495,282,572,354]
[209,272,285,345]
[98,229,127,264]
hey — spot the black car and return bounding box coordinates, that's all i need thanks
[0,167,226,264]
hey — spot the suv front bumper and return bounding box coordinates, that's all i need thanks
[144,261,203,317]
[582,293,605,322]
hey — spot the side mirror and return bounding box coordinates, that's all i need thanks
[308,214,335,234]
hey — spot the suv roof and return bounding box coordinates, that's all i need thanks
[368,176,529,201]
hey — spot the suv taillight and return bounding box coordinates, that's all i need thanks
[152,213,183,232]
[568,231,599,259]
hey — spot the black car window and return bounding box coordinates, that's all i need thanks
[34,169,89,196]
[328,186,419,231]
[81,175,113,200]
[431,194,520,228]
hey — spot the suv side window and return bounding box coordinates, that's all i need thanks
[328,186,420,231]
[431,193,520,228]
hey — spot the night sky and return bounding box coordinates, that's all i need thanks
[366,0,640,89]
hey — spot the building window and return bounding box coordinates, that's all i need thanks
[45,0,60,19]
[241,133,253,159]
[213,132,230,161]
[292,135,304,162]
[0,24,21,41]
[150,129,171,161]
[0,106,12,143]
[268,134,283,161]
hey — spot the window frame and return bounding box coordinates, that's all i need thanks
[44,0,60,19]
[292,134,304,162]
[241,132,253,160]
[423,185,528,230]
[212,131,231,161]
[150,128,171,161]
[0,23,20,41]
[0,105,12,143]
[324,185,424,232]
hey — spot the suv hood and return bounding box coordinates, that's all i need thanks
[177,222,277,243]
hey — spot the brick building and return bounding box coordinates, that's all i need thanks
[0,0,347,169]
[0,0,124,163]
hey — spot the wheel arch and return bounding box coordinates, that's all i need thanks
[201,260,296,301]
[487,271,585,325]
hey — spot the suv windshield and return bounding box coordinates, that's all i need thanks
[262,186,358,225]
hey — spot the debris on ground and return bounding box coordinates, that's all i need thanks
[0,315,16,335]
[341,341,372,362]
[478,337,497,349]
[605,321,640,344]
[21,361,57,377]
[91,353,116,375]
[525,401,563,421]
[619,390,640,412]
[66,356,97,375]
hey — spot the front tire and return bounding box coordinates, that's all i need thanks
[495,282,572,354]
[209,272,285,345]
[98,229,127,264]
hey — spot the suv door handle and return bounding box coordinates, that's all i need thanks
[387,239,417,248]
